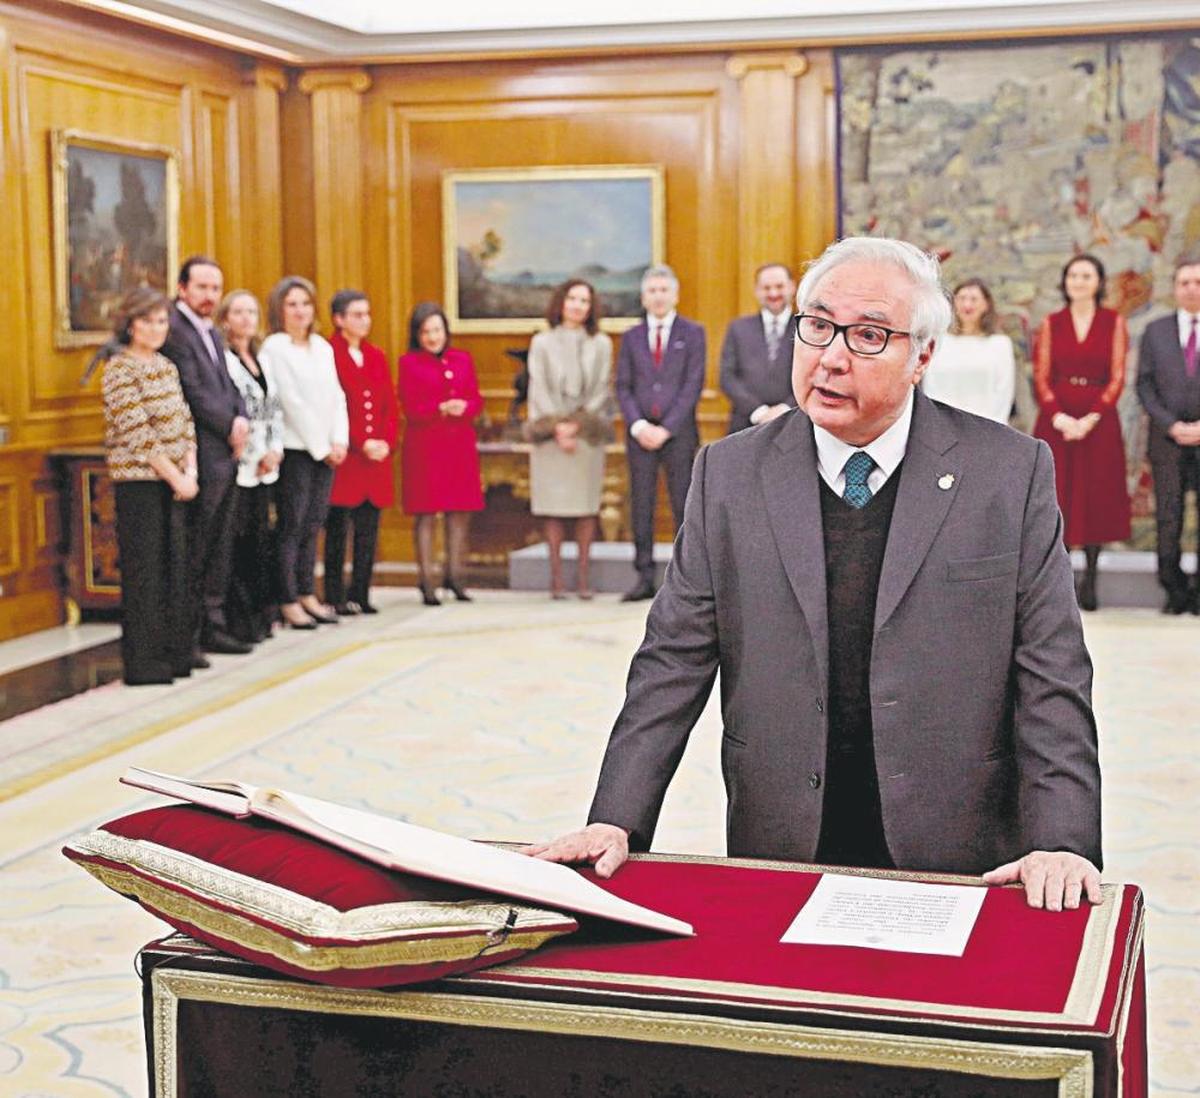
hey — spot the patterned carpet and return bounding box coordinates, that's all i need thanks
[0,593,1195,1095]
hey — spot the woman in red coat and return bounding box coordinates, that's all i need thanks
[1032,254,1131,610]
[398,302,484,605]
[324,290,399,615]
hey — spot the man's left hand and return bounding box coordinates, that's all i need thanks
[982,851,1101,911]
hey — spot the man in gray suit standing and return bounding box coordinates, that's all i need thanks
[1136,256,1200,614]
[530,237,1102,912]
[719,262,797,433]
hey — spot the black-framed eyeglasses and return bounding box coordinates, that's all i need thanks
[793,314,911,356]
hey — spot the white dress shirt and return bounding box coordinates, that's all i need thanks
[760,307,789,345]
[1177,309,1200,348]
[176,300,220,366]
[749,308,793,425]
[631,311,679,439]
[813,388,914,497]
[646,310,676,353]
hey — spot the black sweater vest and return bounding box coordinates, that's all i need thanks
[814,466,902,869]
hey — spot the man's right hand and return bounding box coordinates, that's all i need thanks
[228,415,250,457]
[1169,421,1200,446]
[521,822,630,879]
[635,424,669,451]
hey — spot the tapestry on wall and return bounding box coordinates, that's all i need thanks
[838,35,1200,539]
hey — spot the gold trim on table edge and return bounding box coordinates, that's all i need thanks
[1114,913,1147,1098]
[151,968,1094,1098]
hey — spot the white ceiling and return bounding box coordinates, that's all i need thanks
[66,0,1200,63]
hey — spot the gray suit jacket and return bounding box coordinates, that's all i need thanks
[719,312,796,434]
[1136,313,1200,461]
[589,392,1102,874]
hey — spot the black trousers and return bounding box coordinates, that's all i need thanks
[627,428,695,580]
[324,502,382,606]
[277,451,334,603]
[227,482,275,640]
[1149,441,1200,596]
[188,463,238,639]
[114,480,191,683]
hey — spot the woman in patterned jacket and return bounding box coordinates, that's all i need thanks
[100,288,198,685]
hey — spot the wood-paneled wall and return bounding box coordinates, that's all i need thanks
[347,49,837,563]
[0,1,284,640]
[0,0,840,639]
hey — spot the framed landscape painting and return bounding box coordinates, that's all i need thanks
[442,166,665,333]
[51,130,179,349]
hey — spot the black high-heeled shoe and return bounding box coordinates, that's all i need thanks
[419,582,441,607]
[443,578,472,602]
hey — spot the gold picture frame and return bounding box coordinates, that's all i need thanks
[50,129,180,350]
[442,165,665,335]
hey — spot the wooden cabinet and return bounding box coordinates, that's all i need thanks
[48,448,119,619]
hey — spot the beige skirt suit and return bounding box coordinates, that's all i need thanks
[527,326,613,517]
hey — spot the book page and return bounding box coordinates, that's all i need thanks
[121,767,255,817]
[254,790,693,937]
[780,874,986,956]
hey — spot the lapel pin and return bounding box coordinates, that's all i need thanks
[938,473,955,491]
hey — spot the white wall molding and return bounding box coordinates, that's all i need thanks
[60,0,1200,63]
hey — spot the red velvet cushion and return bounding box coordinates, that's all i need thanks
[63,805,577,988]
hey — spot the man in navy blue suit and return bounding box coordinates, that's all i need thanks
[616,265,706,601]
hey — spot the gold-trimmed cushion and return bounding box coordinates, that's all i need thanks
[63,805,577,987]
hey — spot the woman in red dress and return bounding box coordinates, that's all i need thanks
[398,303,484,605]
[1032,254,1131,610]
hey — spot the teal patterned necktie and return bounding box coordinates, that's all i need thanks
[842,451,875,509]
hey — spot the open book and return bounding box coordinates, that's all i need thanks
[121,767,693,937]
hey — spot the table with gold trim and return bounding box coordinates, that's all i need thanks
[138,853,1146,1097]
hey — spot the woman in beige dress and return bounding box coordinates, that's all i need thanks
[525,279,613,599]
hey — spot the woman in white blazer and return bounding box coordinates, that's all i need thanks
[259,276,349,629]
[923,278,1016,424]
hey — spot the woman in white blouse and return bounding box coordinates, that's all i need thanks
[216,289,284,642]
[259,276,349,629]
[923,279,1016,424]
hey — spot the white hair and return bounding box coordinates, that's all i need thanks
[796,237,952,362]
[640,264,679,292]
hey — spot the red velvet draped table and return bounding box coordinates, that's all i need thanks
[140,853,1146,1097]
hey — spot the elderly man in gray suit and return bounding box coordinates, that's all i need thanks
[529,236,1102,912]
[1136,255,1200,614]
[719,262,798,433]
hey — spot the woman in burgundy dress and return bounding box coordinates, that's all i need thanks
[1032,254,1131,610]
[398,303,484,605]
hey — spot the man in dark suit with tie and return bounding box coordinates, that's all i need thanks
[530,236,1102,912]
[616,265,706,601]
[719,262,797,434]
[162,255,251,658]
[1136,256,1200,614]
